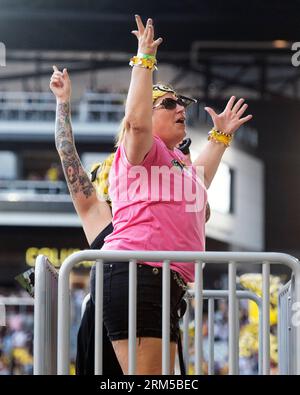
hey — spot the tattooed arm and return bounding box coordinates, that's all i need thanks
[50,66,112,244]
[55,101,97,206]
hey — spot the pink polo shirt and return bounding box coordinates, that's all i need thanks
[102,135,207,282]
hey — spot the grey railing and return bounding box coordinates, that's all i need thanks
[184,289,263,375]
[76,288,262,375]
[0,91,203,126]
[278,275,296,374]
[52,250,300,375]
[33,255,58,375]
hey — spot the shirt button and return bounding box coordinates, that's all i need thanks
[152,267,159,275]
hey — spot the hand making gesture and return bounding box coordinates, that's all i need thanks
[49,65,71,103]
[205,96,253,135]
[131,15,163,57]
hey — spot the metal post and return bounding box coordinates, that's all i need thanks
[293,269,300,374]
[258,300,263,375]
[288,278,295,374]
[34,256,46,375]
[162,260,170,375]
[262,261,270,375]
[278,290,283,373]
[228,261,238,374]
[128,260,137,375]
[94,260,103,375]
[208,298,215,375]
[57,261,72,374]
[194,260,203,375]
[183,298,190,373]
[236,299,240,375]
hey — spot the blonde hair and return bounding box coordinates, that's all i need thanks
[90,153,115,206]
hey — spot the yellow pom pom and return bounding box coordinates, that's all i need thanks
[90,153,115,206]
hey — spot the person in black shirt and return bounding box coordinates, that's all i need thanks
[50,66,122,375]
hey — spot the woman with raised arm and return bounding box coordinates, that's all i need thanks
[49,65,206,375]
[98,15,252,374]
[49,66,122,375]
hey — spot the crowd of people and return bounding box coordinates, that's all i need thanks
[0,293,33,375]
[0,288,86,375]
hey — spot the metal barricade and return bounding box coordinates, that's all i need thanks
[278,275,296,374]
[54,250,300,375]
[183,289,263,375]
[77,289,262,375]
[33,255,58,375]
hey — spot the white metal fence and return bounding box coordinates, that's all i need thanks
[33,255,58,375]
[278,275,296,374]
[33,250,300,375]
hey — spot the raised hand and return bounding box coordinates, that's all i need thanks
[49,65,71,102]
[204,96,252,135]
[131,15,163,57]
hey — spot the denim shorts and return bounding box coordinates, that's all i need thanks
[90,262,186,343]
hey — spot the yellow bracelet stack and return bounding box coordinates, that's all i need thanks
[129,53,157,71]
[208,128,233,147]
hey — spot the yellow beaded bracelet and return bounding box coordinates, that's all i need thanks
[208,128,233,147]
[129,55,157,71]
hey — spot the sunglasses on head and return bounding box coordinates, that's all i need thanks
[153,96,196,110]
[153,84,176,94]
[152,84,198,109]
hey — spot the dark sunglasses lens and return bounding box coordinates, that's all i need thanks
[162,98,177,109]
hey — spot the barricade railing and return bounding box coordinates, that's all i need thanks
[184,289,263,375]
[77,288,262,375]
[34,251,300,375]
[33,255,58,375]
[278,275,296,374]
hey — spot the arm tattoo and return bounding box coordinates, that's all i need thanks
[55,102,94,199]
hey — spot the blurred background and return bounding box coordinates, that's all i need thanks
[0,0,299,374]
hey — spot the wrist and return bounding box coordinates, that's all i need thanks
[208,128,233,148]
[137,49,156,57]
[129,54,157,71]
[56,97,70,104]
